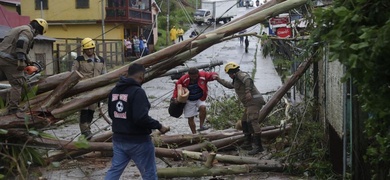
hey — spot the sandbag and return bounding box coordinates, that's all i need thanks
[177,84,189,103]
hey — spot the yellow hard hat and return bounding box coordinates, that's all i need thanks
[81,38,95,50]
[33,18,48,34]
[224,62,240,74]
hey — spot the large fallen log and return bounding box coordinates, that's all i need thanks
[258,57,314,122]
[157,164,286,178]
[32,70,83,112]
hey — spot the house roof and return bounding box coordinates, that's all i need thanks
[151,0,161,12]
[0,25,56,42]
[0,5,30,27]
[0,0,20,6]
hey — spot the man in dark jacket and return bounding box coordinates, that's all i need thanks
[105,63,170,180]
[216,62,266,155]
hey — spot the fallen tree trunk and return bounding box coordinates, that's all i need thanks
[158,165,250,178]
[258,57,314,122]
[157,163,286,178]
[161,60,223,77]
[33,70,83,112]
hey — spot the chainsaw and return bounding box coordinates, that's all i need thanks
[24,61,44,78]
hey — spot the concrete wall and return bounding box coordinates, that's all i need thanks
[48,24,124,40]
[21,0,102,21]
[28,40,55,75]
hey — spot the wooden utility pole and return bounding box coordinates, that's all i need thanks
[166,0,170,46]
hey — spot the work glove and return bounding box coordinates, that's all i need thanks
[24,65,38,75]
[159,125,170,134]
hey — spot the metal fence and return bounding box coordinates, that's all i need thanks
[54,38,125,73]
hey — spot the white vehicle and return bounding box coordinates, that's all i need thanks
[194,0,238,25]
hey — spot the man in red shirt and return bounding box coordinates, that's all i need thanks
[172,68,218,134]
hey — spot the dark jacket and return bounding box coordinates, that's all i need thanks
[108,76,162,142]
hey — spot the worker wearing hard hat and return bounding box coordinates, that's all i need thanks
[216,62,266,155]
[72,37,107,140]
[0,18,48,117]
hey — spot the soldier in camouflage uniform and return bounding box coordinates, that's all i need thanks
[0,18,48,116]
[72,37,107,140]
[216,62,266,155]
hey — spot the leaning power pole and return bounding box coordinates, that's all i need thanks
[166,0,170,46]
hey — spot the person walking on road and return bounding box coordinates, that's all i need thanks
[72,37,107,140]
[170,26,177,44]
[177,27,184,42]
[0,18,48,117]
[245,36,249,53]
[172,67,218,134]
[105,63,170,180]
[216,62,266,155]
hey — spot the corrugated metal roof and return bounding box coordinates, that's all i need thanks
[0,0,20,5]
[0,25,56,41]
[0,5,30,27]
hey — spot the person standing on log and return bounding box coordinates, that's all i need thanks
[172,67,218,134]
[0,18,48,117]
[216,62,266,155]
[72,37,106,140]
[105,63,170,180]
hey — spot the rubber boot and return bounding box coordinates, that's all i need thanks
[248,133,264,155]
[79,110,93,140]
[240,121,252,150]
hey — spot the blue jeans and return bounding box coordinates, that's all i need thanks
[105,139,157,180]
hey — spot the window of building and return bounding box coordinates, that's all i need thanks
[76,0,89,9]
[35,0,48,10]
[35,53,46,66]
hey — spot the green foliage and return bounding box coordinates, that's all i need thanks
[208,96,244,130]
[74,136,91,149]
[0,129,7,134]
[311,0,390,178]
[271,102,337,179]
[0,129,55,178]
[0,143,45,178]
[155,0,196,49]
[0,97,5,109]
[22,84,38,102]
